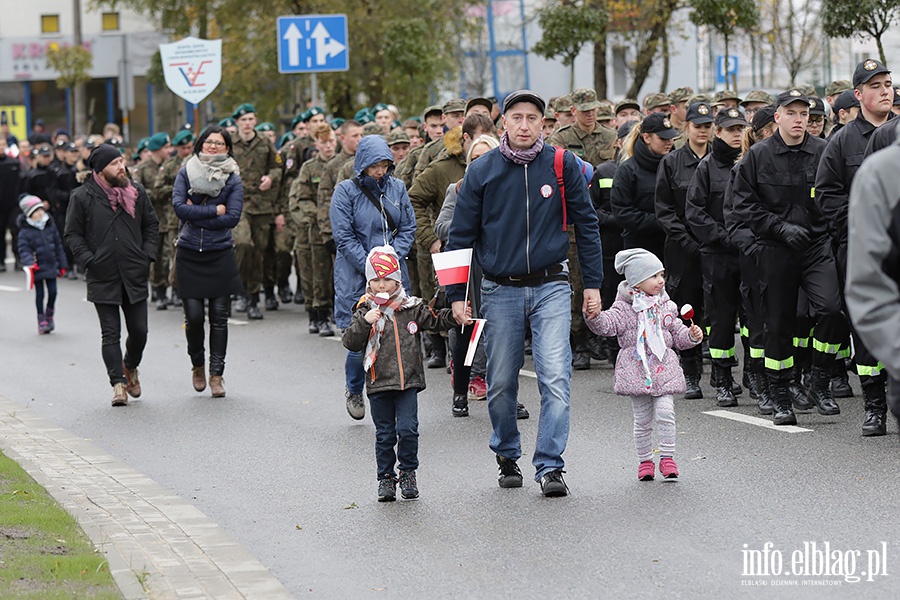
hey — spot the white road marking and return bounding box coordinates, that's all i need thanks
[520,369,536,379]
[0,285,22,292]
[703,410,812,433]
[227,318,248,326]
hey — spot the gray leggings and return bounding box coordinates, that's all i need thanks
[631,394,676,462]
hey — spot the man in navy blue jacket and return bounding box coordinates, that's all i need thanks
[446,90,603,497]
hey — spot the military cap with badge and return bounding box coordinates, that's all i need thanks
[304,106,325,122]
[232,103,256,119]
[715,106,749,128]
[853,58,891,88]
[685,102,714,125]
[642,112,678,139]
[172,129,194,147]
[571,88,602,111]
[146,132,171,151]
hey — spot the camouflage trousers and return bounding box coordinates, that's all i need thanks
[567,227,588,338]
[293,201,333,310]
[234,213,276,296]
[274,221,294,287]
[416,244,437,305]
[151,229,174,288]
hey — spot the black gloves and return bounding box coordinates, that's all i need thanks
[324,238,336,254]
[774,222,810,251]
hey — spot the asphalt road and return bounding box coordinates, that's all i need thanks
[1,267,899,599]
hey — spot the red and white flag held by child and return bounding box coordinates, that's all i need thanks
[432,248,473,286]
[464,319,487,366]
[23,264,37,290]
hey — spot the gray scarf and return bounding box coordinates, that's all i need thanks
[185,153,240,197]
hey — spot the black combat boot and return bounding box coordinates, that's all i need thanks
[318,311,335,337]
[830,359,854,398]
[307,309,320,334]
[744,370,757,399]
[807,366,840,416]
[713,364,737,407]
[572,333,591,371]
[264,288,278,311]
[768,371,797,426]
[683,354,702,400]
[246,294,263,320]
[155,286,168,310]
[861,382,888,437]
[452,393,469,417]
[751,372,774,415]
[427,334,446,368]
[788,368,813,411]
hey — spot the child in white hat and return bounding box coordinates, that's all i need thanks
[585,248,702,481]
[16,194,68,334]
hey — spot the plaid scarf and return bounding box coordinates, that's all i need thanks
[362,287,422,375]
[499,132,544,165]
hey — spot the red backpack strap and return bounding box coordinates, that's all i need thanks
[554,146,567,232]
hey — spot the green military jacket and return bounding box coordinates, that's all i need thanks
[155,154,187,232]
[395,144,425,190]
[233,132,282,216]
[413,137,445,180]
[289,155,327,228]
[134,158,168,231]
[407,150,466,252]
[546,123,616,166]
[316,148,355,241]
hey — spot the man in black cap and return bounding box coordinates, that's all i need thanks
[0,135,21,271]
[816,58,895,436]
[732,90,848,426]
[64,144,159,407]
[828,90,860,140]
[446,90,604,497]
[22,144,58,213]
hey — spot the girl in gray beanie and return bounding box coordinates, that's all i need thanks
[585,248,703,481]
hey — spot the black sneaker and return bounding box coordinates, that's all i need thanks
[496,455,523,488]
[452,393,469,417]
[516,402,529,420]
[398,470,419,499]
[377,477,396,502]
[540,469,568,497]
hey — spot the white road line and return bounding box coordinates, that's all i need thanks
[0,285,22,292]
[703,410,812,433]
[520,369,536,379]
[227,318,248,326]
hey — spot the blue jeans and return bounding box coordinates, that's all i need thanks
[345,350,365,395]
[480,278,572,480]
[368,388,419,479]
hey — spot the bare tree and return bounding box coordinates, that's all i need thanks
[772,0,824,85]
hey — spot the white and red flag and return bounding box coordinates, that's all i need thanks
[463,319,487,366]
[432,248,473,286]
[23,264,37,290]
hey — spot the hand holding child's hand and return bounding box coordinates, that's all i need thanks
[689,324,703,342]
[364,308,382,324]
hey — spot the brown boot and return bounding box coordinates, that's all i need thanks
[209,375,226,398]
[111,382,128,407]
[122,363,141,398]
[192,366,207,392]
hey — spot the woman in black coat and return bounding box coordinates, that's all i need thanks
[172,126,244,398]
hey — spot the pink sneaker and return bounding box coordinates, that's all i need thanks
[638,460,655,481]
[659,457,679,479]
[467,376,487,400]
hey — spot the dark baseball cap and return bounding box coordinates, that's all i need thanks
[715,107,748,128]
[502,90,546,115]
[751,106,777,132]
[36,144,52,156]
[685,102,714,125]
[642,112,678,139]
[832,89,860,113]
[775,89,810,108]
[465,97,494,115]
[617,120,636,139]
[809,97,827,116]
[853,58,891,88]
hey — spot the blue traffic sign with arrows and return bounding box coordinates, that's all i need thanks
[277,15,349,74]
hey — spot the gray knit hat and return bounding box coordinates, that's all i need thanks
[615,248,664,286]
[365,245,403,283]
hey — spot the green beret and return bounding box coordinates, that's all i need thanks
[291,113,305,129]
[255,122,275,132]
[279,132,297,147]
[330,118,345,131]
[218,118,236,128]
[232,103,256,119]
[354,108,373,122]
[393,120,402,129]
[136,137,150,153]
[131,151,141,162]
[303,106,325,122]
[172,130,194,147]
[147,132,171,152]
[372,102,390,114]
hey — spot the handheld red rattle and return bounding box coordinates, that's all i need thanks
[680,304,694,326]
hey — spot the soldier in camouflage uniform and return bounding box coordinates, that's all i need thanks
[134,132,173,310]
[668,88,695,149]
[290,123,337,336]
[554,94,575,128]
[740,90,775,123]
[386,129,411,165]
[231,103,283,320]
[413,98,466,180]
[155,129,194,302]
[643,92,671,115]
[316,120,364,326]
[546,88,617,370]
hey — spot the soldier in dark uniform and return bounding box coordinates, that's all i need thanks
[52,142,81,278]
[816,59,895,436]
[656,103,718,400]
[231,104,283,319]
[731,90,848,426]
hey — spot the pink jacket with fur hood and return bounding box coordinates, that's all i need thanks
[586,281,700,397]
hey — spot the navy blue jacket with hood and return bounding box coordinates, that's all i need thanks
[330,136,416,328]
[17,213,68,280]
[172,167,244,252]
[445,142,603,302]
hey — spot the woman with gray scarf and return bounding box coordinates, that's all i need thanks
[172,126,244,398]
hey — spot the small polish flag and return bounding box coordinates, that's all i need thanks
[464,319,487,366]
[23,264,37,290]
[432,248,473,286]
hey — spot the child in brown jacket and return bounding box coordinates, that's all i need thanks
[342,245,464,502]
